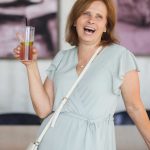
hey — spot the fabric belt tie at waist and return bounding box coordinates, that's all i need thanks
[60,112,114,127]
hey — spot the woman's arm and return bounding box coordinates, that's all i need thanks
[26,62,54,118]
[14,46,54,118]
[121,70,150,149]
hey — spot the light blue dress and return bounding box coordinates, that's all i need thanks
[37,44,139,150]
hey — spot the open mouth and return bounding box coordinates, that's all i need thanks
[84,27,96,34]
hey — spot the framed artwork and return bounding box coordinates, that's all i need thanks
[116,0,150,56]
[0,0,58,59]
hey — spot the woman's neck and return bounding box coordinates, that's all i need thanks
[78,43,99,52]
[77,43,100,60]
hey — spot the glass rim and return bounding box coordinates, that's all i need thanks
[25,26,35,30]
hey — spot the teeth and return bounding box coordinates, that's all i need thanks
[85,27,95,30]
[84,26,96,33]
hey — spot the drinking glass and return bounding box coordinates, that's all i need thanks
[18,26,35,61]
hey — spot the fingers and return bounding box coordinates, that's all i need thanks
[13,44,38,62]
[32,47,38,60]
[13,45,22,59]
[16,32,24,42]
[32,47,37,54]
[16,32,20,42]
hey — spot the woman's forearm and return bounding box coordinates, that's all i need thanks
[26,61,52,118]
[126,104,150,149]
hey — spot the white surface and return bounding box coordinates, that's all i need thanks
[59,0,75,50]
[0,60,51,114]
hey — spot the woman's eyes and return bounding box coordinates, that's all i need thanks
[82,12,103,20]
[96,15,103,19]
[83,12,91,16]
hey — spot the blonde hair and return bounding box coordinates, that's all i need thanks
[65,0,119,46]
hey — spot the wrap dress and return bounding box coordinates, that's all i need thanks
[37,44,139,150]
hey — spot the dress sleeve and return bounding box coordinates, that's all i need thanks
[113,49,140,95]
[46,50,64,80]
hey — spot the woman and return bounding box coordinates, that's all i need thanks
[14,0,150,149]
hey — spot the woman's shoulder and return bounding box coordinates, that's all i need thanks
[53,46,76,59]
[103,43,137,66]
[60,47,77,54]
[106,43,128,54]
[60,46,77,55]
[105,43,135,59]
[49,47,77,69]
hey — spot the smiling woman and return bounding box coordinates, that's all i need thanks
[74,1,107,46]
[13,0,150,150]
[65,0,118,46]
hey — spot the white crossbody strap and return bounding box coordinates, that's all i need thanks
[35,46,103,145]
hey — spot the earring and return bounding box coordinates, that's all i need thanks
[103,25,107,32]
[104,28,107,33]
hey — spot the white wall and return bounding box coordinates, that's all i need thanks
[59,0,75,50]
[0,60,51,114]
[0,0,150,114]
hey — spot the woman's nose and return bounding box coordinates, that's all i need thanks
[87,16,95,24]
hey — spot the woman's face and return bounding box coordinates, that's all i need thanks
[75,1,107,46]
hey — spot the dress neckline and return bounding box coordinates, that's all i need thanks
[74,46,107,77]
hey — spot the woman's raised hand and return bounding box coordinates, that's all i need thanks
[13,45,38,66]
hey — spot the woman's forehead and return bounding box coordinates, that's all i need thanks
[84,1,107,15]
